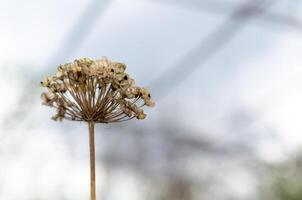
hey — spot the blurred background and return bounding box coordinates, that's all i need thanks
[1,0,302,199]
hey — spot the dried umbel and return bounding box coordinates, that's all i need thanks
[40,57,154,200]
[40,57,155,123]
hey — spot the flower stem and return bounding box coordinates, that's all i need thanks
[88,122,96,200]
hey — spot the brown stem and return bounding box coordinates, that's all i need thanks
[88,122,96,200]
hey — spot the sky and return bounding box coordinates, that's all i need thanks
[0,0,302,199]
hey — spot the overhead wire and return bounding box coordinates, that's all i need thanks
[149,0,277,99]
[2,0,112,128]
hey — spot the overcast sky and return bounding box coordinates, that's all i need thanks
[0,0,302,199]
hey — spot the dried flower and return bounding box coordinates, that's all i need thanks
[40,57,155,200]
[40,57,155,123]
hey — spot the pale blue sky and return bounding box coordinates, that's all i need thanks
[0,0,302,199]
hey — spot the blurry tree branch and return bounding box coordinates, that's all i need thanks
[99,111,259,183]
[47,0,111,69]
[149,0,276,99]
[149,0,302,31]
[2,0,111,129]
[96,1,278,197]
[259,154,302,200]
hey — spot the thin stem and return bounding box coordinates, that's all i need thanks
[88,122,96,200]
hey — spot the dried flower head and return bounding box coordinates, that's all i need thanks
[40,57,155,123]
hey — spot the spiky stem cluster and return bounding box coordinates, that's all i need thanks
[40,57,154,123]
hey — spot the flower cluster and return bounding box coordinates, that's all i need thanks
[40,57,155,123]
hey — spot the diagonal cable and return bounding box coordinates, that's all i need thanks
[2,0,112,129]
[149,0,276,99]
[46,0,111,71]
[149,0,302,31]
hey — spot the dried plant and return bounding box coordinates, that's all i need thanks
[40,57,154,200]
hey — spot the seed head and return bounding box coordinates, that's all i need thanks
[40,57,155,123]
